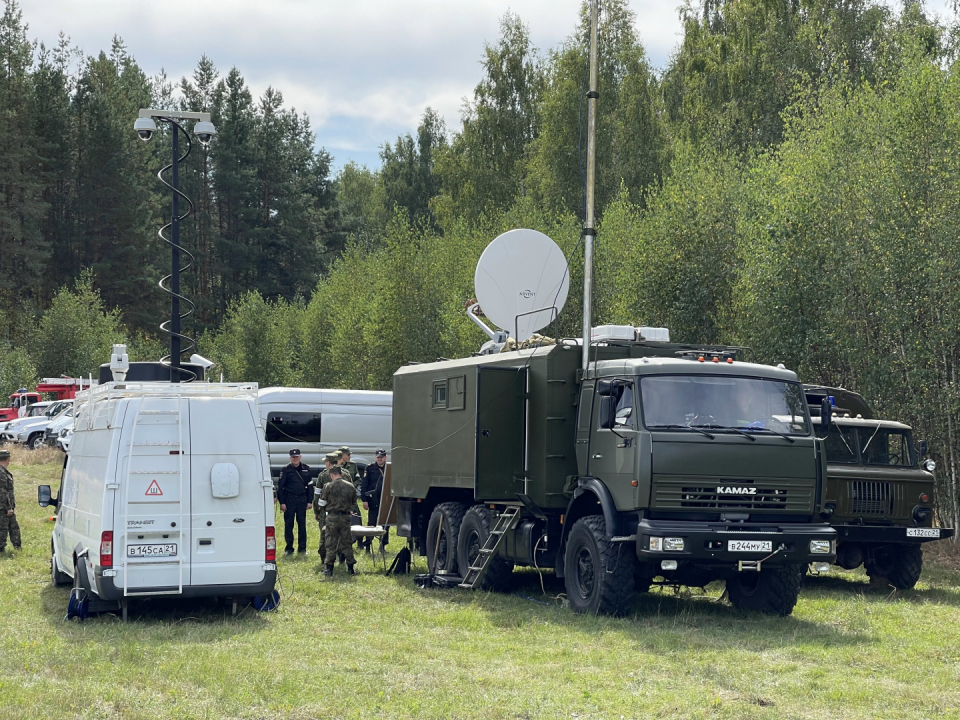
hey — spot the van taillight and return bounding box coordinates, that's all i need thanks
[265,526,276,562]
[100,531,114,568]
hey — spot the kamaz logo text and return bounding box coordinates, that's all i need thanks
[519,289,535,299]
[716,486,757,495]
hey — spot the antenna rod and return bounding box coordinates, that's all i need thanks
[581,0,599,370]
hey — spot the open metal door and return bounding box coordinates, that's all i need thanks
[475,366,527,502]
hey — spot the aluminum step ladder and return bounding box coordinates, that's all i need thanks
[459,506,521,589]
[122,397,186,597]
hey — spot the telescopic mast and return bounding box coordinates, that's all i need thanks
[581,0,600,370]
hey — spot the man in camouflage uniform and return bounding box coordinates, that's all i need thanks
[313,452,339,555]
[319,465,357,575]
[338,447,364,550]
[0,450,21,552]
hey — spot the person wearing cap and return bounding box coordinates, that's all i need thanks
[338,447,360,489]
[313,452,339,555]
[0,450,21,552]
[277,449,312,555]
[359,449,388,552]
[318,465,357,575]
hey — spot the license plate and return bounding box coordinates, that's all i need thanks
[127,544,177,558]
[906,528,940,538]
[727,540,772,552]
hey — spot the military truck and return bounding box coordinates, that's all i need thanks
[804,385,954,588]
[391,332,838,616]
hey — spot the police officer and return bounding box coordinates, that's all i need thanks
[277,449,312,555]
[0,450,21,552]
[319,465,357,575]
[359,449,388,552]
[313,452,339,555]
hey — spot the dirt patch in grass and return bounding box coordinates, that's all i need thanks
[924,537,960,573]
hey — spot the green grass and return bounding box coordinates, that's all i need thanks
[1,459,960,719]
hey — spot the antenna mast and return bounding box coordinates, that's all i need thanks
[582,0,600,370]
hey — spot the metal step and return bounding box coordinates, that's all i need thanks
[459,506,521,589]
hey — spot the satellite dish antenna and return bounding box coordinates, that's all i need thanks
[474,229,569,342]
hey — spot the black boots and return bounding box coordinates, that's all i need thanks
[323,564,334,576]
[347,563,356,575]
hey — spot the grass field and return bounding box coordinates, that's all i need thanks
[1,455,960,720]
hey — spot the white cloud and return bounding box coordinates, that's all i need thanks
[21,0,958,168]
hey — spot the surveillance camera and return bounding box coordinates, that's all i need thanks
[134,117,157,142]
[189,353,216,370]
[194,120,217,146]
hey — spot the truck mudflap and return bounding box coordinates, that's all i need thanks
[634,519,837,567]
[93,565,278,602]
[835,524,955,544]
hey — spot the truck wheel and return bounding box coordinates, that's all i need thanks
[457,505,515,591]
[867,545,923,590]
[563,515,634,616]
[51,543,71,587]
[727,564,803,616]
[29,433,44,450]
[426,502,466,575]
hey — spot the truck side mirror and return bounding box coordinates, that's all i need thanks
[38,484,57,508]
[598,396,616,429]
[918,439,928,458]
[819,398,832,435]
[596,379,616,397]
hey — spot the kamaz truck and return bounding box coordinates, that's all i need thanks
[391,332,838,616]
[805,385,954,588]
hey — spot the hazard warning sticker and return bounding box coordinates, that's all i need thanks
[145,480,163,496]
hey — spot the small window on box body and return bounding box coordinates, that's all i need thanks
[433,380,448,409]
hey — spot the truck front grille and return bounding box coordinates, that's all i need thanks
[652,476,814,513]
[849,481,894,515]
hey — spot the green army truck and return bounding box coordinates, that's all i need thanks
[391,336,838,616]
[804,386,954,588]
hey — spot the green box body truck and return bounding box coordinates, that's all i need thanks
[804,386,954,588]
[391,338,838,616]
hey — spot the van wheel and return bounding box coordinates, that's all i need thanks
[426,502,466,575]
[28,433,44,450]
[51,544,70,587]
[457,505,515,591]
[563,515,635,616]
[867,545,923,590]
[727,564,803,616]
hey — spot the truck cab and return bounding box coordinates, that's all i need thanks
[391,336,837,616]
[805,385,953,588]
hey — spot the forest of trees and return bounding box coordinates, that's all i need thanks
[3,0,960,528]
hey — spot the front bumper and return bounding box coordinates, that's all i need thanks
[835,524,955,545]
[635,518,837,566]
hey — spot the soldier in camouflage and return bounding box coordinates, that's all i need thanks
[318,465,357,575]
[0,450,21,552]
[313,452,339,555]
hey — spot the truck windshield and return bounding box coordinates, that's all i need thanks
[823,425,858,463]
[857,426,914,467]
[640,376,809,436]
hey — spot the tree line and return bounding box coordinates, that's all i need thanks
[2,0,960,528]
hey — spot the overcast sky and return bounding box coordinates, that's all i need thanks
[21,1,957,170]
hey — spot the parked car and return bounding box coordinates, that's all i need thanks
[1,401,68,445]
[45,406,75,447]
[11,401,73,449]
[56,424,73,453]
[258,387,392,481]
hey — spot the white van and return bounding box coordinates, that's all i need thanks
[39,379,277,617]
[258,387,392,480]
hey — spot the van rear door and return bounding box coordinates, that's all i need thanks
[189,397,268,586]
[121,397,191,595]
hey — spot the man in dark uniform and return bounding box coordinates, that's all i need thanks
[359,449,388,552]
[313,452,339,555]
[277,448,312,555]
[319,465,357,576]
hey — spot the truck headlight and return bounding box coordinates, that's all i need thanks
[661,560,678,571]
[923,459,936,473]
[664,537,685,551]
[649,537,663,552]
[810,539,833,554]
